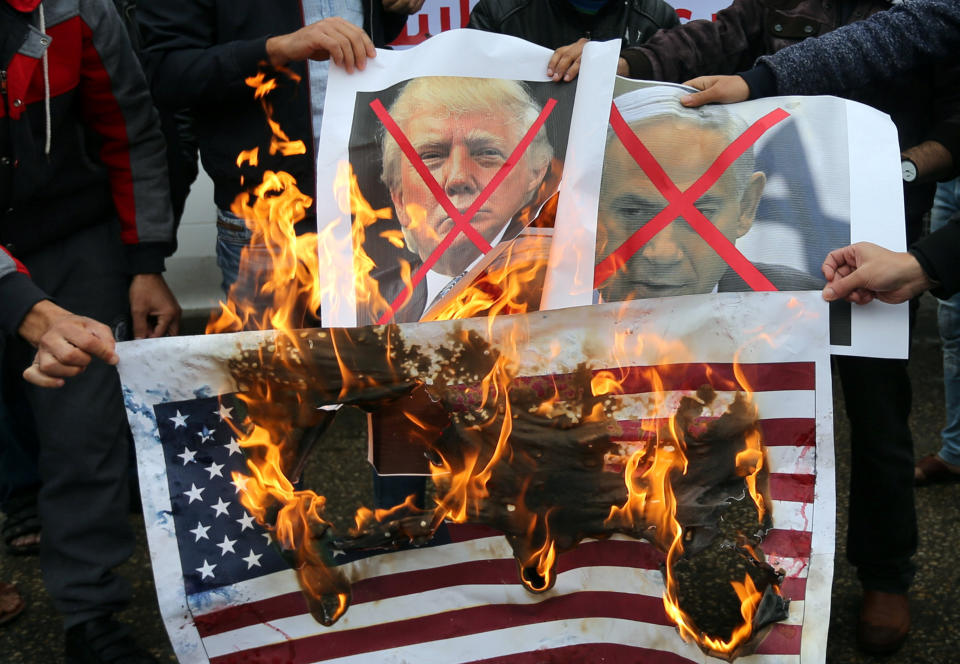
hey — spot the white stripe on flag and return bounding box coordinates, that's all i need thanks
[766,446,815,475]
[769,499,813,533]
[301,617,800,664]
[609,390,814,420]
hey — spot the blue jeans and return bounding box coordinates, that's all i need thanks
[215,208,275,302]
[931,178,960,466]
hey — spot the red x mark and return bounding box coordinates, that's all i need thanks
[593,104,790,291]
[370,97,557,324]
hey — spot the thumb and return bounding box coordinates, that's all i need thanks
[681,86,721,108]
[822,272,865,302]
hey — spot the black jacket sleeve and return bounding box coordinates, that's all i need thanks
[137,0,271,109]
[911,212,960,299]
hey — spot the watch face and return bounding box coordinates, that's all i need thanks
[902,159,917,182]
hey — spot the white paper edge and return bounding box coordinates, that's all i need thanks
[540,39,621,310]
[801,319,836,663]
[836,100,908,359]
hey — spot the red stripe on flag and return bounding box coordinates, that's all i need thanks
[510,362,815,401]
[780,575,807,600]
[208,592,686,664]
[195,536,808,639]
[195,539,671,637]
[761,529,812,559]
[769,473,815,503]
[209,591,803,663]
[759,418,816,447]
[756,623,803,655]
[473,643,699,664]
[614,417,814,446]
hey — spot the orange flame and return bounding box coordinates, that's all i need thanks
[205,64,782,654]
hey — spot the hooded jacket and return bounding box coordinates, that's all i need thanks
[0,0,173,334]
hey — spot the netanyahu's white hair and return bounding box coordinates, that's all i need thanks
[610,85,758,195]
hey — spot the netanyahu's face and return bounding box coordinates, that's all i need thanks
[597,119,765,301]
[391,110,547,276]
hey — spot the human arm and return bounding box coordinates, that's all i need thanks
[620,0,763,82]
[264,18,375,71]
[752,0,960,98]
[0,248,46,339]
[821,243,934,305]
[821,214,960,304]
[901,140,954,184]
[137,0,272,107]
[1,249,119,387]
[17,300,119,388]
[79,0,181,336]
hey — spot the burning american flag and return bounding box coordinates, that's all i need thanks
[120,292,834,663]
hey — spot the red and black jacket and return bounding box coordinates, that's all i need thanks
[0,0,173,334]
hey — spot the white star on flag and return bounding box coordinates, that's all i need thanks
[169,410,188,428]
[205,461,225,479]
[177,447,197,465]
[189,521,211,542]
[224,438,242,456]
[261,532,274,545]
[242,549,263,569]
[217,535,237,556]
[230,474,251,494]
[236,513,256,531]
[210,497,231,518]
[197,426,215,443]
[216,403,234,421]
[184,484,205,504]
[196,559,216,580]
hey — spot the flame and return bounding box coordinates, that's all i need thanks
[205,64,782,654]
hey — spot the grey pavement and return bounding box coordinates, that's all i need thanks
[0,294,957,663]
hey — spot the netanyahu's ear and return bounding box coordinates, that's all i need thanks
[737,171,766,237]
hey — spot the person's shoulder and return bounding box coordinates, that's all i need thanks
[631,0,682,27]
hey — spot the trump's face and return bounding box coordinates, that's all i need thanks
[391,110,547,276]
[597,119,765,301]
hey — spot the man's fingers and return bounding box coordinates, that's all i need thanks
[547,50,564,79]
[548,39,586,81]
[40,329,95,371]
[22,363,64,388]
[65,323,118,364]
[679,87,721,108]
[131,309,149,340]
[563,58,581,82]
[822,270,867,302]
[680,75,749,107]
[149,313,177,339]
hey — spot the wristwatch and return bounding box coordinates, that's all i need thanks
[901,157,918,183]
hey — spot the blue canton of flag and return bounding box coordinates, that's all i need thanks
[154,396,290,595]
